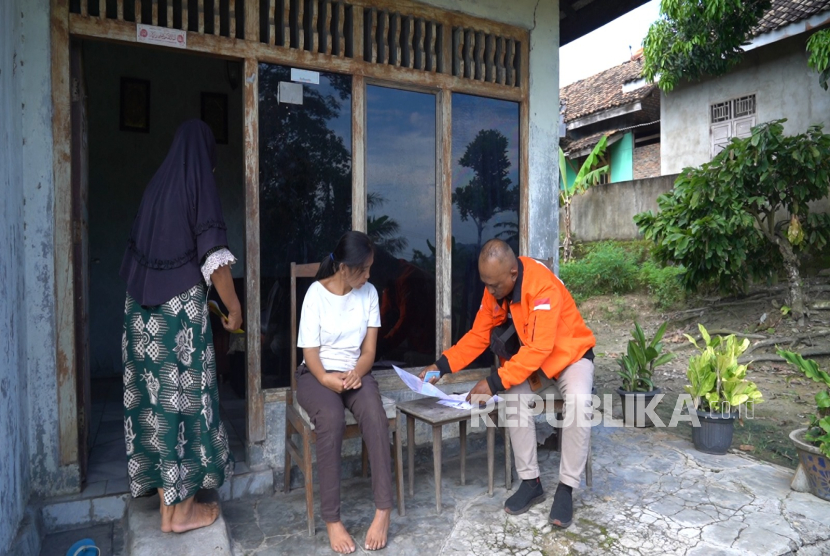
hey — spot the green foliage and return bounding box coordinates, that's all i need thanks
[559,242,639,300]
[777,349,830,457]
[684,325,764,412]
[635,120,830,303]
[638,261,686,310]
[807,29,830,91]
[617,322,676,392]
[643,0,770,92]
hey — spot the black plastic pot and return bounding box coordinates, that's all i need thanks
[616,387,663,428]
[692,409,737,454]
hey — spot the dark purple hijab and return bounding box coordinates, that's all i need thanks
[120,120,227,306]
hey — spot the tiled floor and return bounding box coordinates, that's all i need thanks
[84,377,246,497]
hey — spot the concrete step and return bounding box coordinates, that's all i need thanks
[126,490,232,556]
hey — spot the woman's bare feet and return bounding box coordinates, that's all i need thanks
[159,489,175,533]
[325,521,356,554]
[365,508,391,550]
[170,496,220,533]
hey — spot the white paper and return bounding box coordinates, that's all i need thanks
[393,365,500,411]
[136,24,186,49]
[291,68,320,84]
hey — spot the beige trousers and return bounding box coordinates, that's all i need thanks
[504,358,594,488]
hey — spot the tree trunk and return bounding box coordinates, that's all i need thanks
[563,201,573,263]
[776,236,806,323]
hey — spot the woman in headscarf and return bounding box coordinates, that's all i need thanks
[120,119,241,533]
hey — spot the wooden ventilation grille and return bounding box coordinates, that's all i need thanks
[262,0,355,58]
[69,0,244,39]
[452,27,520,87]
[362,9,444,73]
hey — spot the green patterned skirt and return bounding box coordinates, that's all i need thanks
[123,283,233,506]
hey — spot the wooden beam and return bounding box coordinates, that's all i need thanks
[245,0,258,41]
[53,0,78,467]
[351,74,366,232]
[243,57,265,445]
[68,14,526,102]
[437,88,452,354]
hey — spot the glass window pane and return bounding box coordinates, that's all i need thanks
[451,94,520,368]
[366,86,436,367]
[258,63,352,388]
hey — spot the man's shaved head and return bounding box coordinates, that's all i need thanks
[478,239,518,300]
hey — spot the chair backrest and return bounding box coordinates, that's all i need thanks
[289,262,321,402]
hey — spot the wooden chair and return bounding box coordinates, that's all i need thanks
[283,262,405,535]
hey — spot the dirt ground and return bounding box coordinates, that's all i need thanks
[581,275,830,470]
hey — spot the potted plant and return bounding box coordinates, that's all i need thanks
[616,321,675,427]
[778,349,830,502]
[684,324,764,454]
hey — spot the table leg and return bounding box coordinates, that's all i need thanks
[433,425,442,513]
[487,420,495,497]
[407,415,415,497]
[460,420,467,486]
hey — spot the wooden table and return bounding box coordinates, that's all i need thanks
[396,397,512,513]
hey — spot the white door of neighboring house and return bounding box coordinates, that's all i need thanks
[710,115,755,158]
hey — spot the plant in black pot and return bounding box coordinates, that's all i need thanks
[684,324,763,455]
[616,321,675,427]
[777,349,830,502]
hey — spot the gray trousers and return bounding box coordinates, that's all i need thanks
[504,358,594,488]
[296,366,393,522]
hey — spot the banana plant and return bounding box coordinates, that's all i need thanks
[559,135,609,263]
[617,321,675,392]
[777,349,830,457]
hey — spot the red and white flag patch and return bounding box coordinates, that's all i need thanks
[533,298,551,311]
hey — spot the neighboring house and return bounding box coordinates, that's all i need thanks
[560,50,661,187]
[661,0,830,174]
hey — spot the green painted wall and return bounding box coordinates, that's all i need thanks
[562,160,577,189]
[610,132,634,183]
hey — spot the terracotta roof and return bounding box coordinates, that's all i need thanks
[560,55,655,123]
[753,0,830,35]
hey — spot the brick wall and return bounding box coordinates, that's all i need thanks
[633,143,661,179]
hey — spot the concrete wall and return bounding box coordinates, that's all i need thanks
[662,31,830,175]
[84,41,245,377]
[0,0,32,551]
[609,132,633,183]
[560,174,678,242]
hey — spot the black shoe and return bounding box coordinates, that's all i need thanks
[549,483,573,528]
[504,478,544,515]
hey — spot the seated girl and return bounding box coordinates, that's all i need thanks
[296,231,392,553]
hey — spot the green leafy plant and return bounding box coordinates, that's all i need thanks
[684,324,764,413]
[636,120,830,320]
[643,0,770,92]
[559,136,609,263]
[617,322,675,392]
[807,28,830,90]
[777,349,830,457]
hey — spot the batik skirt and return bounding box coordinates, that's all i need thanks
[122,282,233,506]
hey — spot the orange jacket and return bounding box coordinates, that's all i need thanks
[436,257,596,391]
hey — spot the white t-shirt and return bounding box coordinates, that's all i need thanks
[297,280,381,372]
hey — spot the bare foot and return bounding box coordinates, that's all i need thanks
[325,521,356,554]
[170,496,220,533]
[365,508,391,551]
[159,489,175,533]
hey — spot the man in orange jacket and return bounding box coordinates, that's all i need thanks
[420,239,596,528]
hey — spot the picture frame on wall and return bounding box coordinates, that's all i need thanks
[201,92,228,144]
[120,77,150,133]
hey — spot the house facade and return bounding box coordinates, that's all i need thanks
[661,0,830,174]
[560,51,661,188]
[0,0,652,553]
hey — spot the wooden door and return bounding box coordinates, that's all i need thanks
[71,38,92,482]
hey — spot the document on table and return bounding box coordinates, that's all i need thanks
[393,365,500,410]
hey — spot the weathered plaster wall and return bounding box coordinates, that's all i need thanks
[83,41,245,377]
[0,0,32,550]
[21,0,80,499]
[661,32,830,175]
[559,174,679,242]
